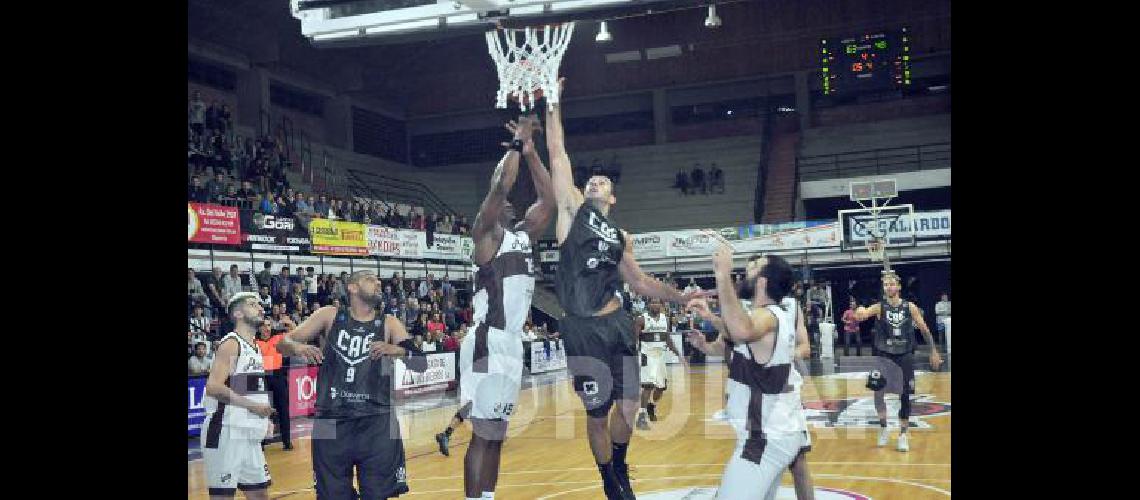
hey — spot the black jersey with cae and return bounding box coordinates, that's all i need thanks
[555,203,626,317]
[874,299,916,355]
[315,308,394,419]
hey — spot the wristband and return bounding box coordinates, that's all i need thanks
[510,139,524,152]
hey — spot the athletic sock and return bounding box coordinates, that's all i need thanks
[482,492,495,499]
[879,418,888,428]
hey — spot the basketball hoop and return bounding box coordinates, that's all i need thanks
[865,238,886,263]
[485,22,575,112]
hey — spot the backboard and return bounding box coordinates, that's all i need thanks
[838,204,917,252]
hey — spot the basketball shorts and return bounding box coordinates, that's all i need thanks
[561,309,640,418]
[311,414,409,500]
[716,430,808,500]
[872,349,915,395]
[202,426,272,496]
[459,323,524,421]
[640,341,669,390]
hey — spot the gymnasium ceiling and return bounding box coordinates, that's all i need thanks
[188,0,950,117]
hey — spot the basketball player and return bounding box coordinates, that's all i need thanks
[854,271,942,452]
[634,297,682,430]
[201,292,275,500]
[276,270,428,499]
[546,79,703,500]
[452,115,554,500]
[687,260,815,500]
[683,246,808,500]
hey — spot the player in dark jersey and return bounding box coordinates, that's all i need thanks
[546,78,703,500]
[854,271,942,452]
[277,270,428,500]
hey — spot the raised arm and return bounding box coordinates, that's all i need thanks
[472,127,524,265]
[545,79,585,243]
[711,242,775,344]
[515,123,556,242]
[618,231,688,305]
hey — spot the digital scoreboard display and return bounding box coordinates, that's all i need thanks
[821,28,911,96]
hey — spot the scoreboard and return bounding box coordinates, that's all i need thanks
[821,28,911,96]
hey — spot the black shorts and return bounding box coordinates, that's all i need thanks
[312,414,409,500]
[872,349,915,395]
[560,310,640,418]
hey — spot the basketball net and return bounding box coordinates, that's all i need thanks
[485,23,575,112]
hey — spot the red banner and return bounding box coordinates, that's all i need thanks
[288,365,319,417]
[188,203,242,245]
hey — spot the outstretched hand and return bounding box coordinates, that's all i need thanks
[501,117,543,153]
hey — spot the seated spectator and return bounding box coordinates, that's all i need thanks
[442,328,461,352]
[189,303,211,339]
[674,166,691,195]
[207,172,228,203]
[221,265,243,304]
[386,297,402,319]
[426,312,446,339]
[188,342,212,376]
[691,164,707,194]
[259,192,277,215]
[258,285,273,310]
[188,176,210,203]
[188,268,208,306]
[277,195,294,217]
[709,163,725,193]
[295,192,310,216]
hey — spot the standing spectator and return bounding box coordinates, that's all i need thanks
[425,211,437,246]
[221,265,243,304]
[188,342,212,376]
[286,282,306,315]
[841,297,862,356]
[205,100,220,135]
[256,261,274,290]
[418,278,430,301]
[305,267,318,305]
[188,91,206,139]
[335,274,349,304]
[934,292,951,346]
[203,267,226,317]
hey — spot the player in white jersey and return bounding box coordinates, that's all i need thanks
[687,246,807,500]
[689,290,816,499]
[438,115,554,500]
[635,297,682,430]
[201,292,276,499]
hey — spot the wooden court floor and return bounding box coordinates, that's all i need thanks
[189,365,951,499]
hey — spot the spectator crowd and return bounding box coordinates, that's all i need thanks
[188,263,474,374]
[188,91,470,236]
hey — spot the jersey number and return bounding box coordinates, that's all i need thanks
[525,257,534,274]
[345,367,356,383]
[257,378,265,392]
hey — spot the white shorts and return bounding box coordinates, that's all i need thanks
[716,431,808,500]
[640,342,669,389]
[201,425,272,495]
[460,324,524,421]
